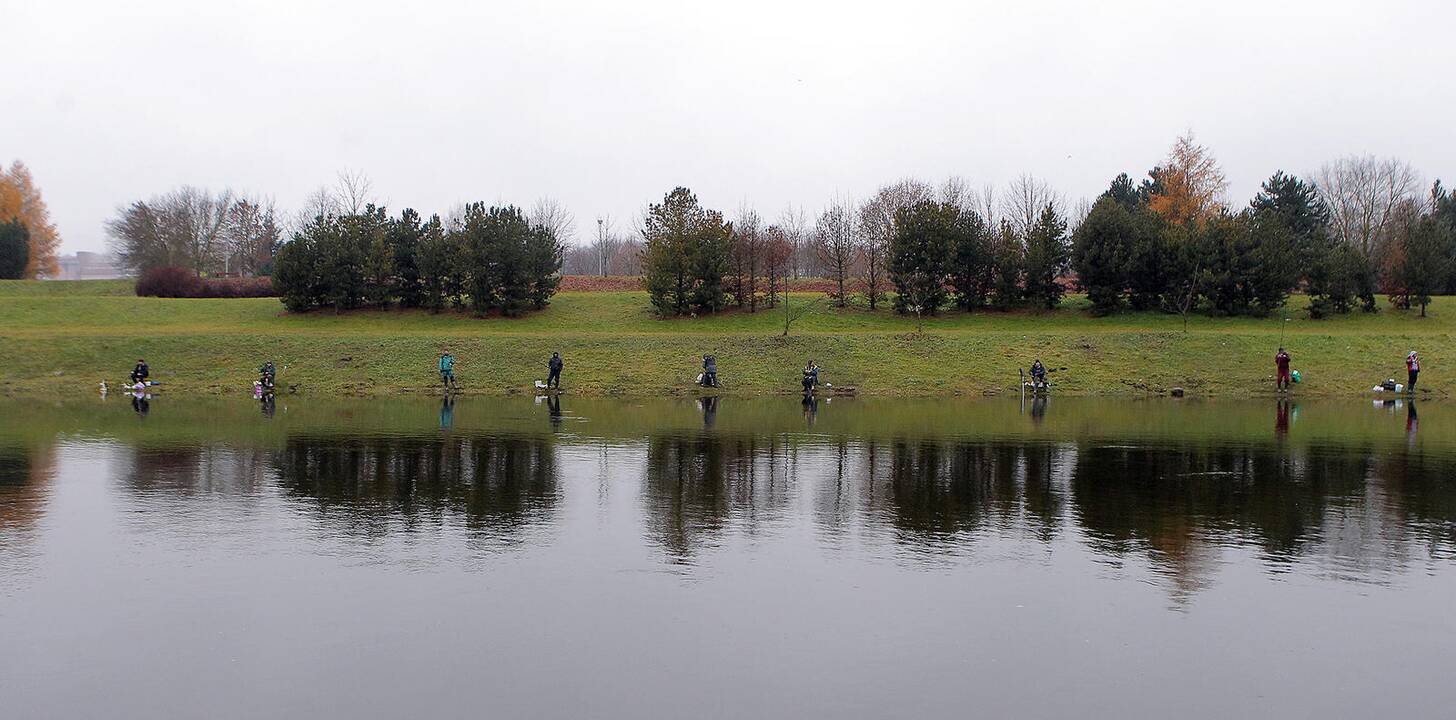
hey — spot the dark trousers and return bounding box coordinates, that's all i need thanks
[1409,369,1418,391]
[547,368,561,388]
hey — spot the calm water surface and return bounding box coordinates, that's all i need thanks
[2,395,1454,718]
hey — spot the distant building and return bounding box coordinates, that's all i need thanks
[54,251,128,280]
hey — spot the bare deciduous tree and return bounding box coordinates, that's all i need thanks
[777,204,810,279]
[729,205,765,310]
[763,224,792,307]
[530,197,577,245]
[107,186,237,276]
[859,178,932,310]
[335,169,377,215]
[223,196,281,276]
[1315,155,1424,257]
[1001,174,1063,238]
[814,199,858,307]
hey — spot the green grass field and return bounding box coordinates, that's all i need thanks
[0,279,1449,397]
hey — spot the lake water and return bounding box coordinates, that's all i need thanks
[2,395,1454,718]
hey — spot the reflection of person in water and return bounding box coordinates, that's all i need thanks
[130,393,150,416]
[699,395,718,429]
[801,392,818,427]
[1407,401,1419,442]
[547,394,563,431]
[439,395,454,431]
[260,394,276,418]
[1275,399,1290,440]
[1030,396,1047,423]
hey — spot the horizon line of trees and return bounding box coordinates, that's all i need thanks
[639,134,1454,320]
[93,134,1455,320]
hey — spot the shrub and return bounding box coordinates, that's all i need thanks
[135,266,276,298]
[197,276,276,298]
[135,266,202,297]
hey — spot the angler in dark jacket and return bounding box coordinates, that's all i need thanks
[802,360,820,393]
[130,359,150,384]
[701,355,719,388]
[547,352,564,389]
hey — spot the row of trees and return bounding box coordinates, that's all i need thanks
[640,178,1075,318]
[0,161,60,278]
[107,187,282,278]
[273,202,563,315]
[811,176,1073,315]
[1072,136,1456,318]
[640,188,808,315]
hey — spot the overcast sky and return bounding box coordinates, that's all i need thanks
[3,0,1452,254]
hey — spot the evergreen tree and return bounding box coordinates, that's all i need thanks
[888,200,956,315]
[274,215,332,312]
[525,222,564,310]
[642,188,701,316]
[389,208,425,308]
[1072,197,1132,315]
[1251,171,1331,277]
[1102,173,1142,210]
[690,216,731,313]
[416,215,451,313]
[1305,239,1365,318]
[1126,217,1182,312]
[1390,214,1455,317]
[990,221,1023,309]
[363,231,395,308]
[0,219,29,279]
[1022,204,1070,309]
[1246,210,1302,314]
[452,203,531,316]
[641,187,731,316]
[1188,210,1299,317]
[947,208,994,310]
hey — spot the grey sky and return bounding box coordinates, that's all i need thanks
[4,0,1452,254]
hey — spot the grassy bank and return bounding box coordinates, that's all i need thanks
[0,279,1450,398]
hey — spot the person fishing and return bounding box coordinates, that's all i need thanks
[547,352,563,389]
[801,360,820,393]
[1029,359,1048,389]
[700,354,719,388]
[130,358,150,384]
[258,361,276,392]
[1406,351,1420,393]
[1275,348,1292,392]
[439,350,456,391]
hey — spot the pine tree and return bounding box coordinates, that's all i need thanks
[642,188,701,316]
[1072,197,1132,315]
[990,221,1023,309]
[1022,204,1070,309]
[641,187,731,316]
[947,209,993,310]
[0,218,29,279]
[888,200,956,315]
[1102,173,1142,210]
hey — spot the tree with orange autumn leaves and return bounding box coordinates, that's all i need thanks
[1145,132,1229,229]
[0,161,61,278]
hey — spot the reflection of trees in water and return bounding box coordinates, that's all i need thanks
[276,434,559,539]
[869,440,1067,547]
[1071,442,1456,599]
[642,433,791,563]
[0,445,56,538]
[119,447,273,496]
[1371,446,1456,552]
